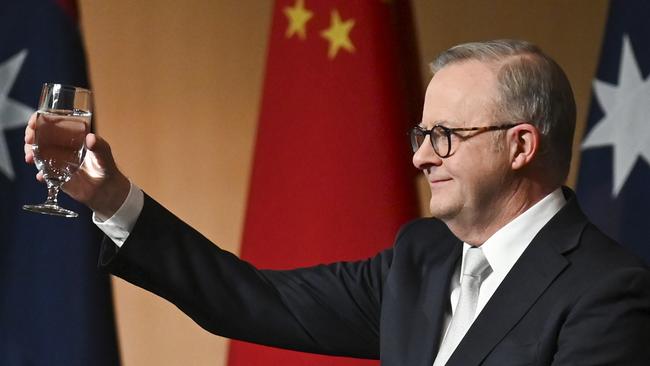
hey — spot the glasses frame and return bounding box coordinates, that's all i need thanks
[410,123,523,158]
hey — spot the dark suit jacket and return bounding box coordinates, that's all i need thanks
[99,189,650,365]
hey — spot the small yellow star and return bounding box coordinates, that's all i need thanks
[284,0,313,40]
[320,9,355,59]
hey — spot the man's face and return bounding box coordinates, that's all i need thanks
[413,60,513,226]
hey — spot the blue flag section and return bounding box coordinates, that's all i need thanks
[0,1,120,365]
[577,0,650,265]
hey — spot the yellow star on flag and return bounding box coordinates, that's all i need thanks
[284,0,313,40]
[320,9,355,59]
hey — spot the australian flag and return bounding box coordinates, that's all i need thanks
[0,1,120,365]
[577,0,650,265]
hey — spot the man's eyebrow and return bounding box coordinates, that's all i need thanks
[434,120,456,127]
[419,120,450,128]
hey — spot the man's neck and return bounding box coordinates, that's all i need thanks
[445,181,557,245]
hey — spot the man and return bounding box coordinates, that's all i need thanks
[24,40,650,365]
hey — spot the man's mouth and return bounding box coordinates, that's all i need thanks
[429,178,452,185]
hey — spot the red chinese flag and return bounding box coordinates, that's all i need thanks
[229,0,421,364]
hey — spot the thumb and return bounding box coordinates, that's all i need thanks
[85,133,117,170]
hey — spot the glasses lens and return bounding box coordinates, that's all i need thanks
[432,126,450,157]
[410,128,425,152]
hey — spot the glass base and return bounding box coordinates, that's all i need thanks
[23,203,78,218]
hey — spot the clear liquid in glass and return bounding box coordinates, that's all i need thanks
[32,110,90,184]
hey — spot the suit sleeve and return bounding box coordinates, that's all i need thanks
[552,266,650,365]
[98,194,394,359]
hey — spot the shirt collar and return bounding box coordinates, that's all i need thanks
[462,188,567,275]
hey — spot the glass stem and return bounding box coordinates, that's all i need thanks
[44,181,61,206]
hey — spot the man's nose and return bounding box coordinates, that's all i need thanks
[412,138,442,170]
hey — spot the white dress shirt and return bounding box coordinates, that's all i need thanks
[93,182,143,247]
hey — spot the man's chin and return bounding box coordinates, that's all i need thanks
[428,203,455,221]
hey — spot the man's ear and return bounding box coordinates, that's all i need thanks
[509,123,539,170]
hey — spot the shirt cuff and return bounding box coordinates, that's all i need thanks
[93,181,144,248]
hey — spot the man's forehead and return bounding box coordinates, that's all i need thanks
[428,60,499,90]
[422,60,500,126]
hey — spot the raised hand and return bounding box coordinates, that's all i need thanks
[25,112,130,219]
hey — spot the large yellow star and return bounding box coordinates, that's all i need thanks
[320,10,355,59]
[284,0,313,40]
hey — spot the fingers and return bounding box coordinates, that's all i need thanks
[24,112,37,163]
[25,112,37,142]
[28,111,37,125]
[24,140,33,163]
[24,125,34,144]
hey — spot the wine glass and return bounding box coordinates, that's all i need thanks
[23,83,92,218]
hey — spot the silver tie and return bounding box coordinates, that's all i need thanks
[433,247,492,366]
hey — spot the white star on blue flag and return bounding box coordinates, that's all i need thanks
[0,50,34,180]
[577,0,650,264]
[582,35,650,196]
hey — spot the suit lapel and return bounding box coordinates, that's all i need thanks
[420,240,462,363]
[388,227,462,366]
[446,190,587,366]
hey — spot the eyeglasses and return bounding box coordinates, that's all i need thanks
[409,123,522,158]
